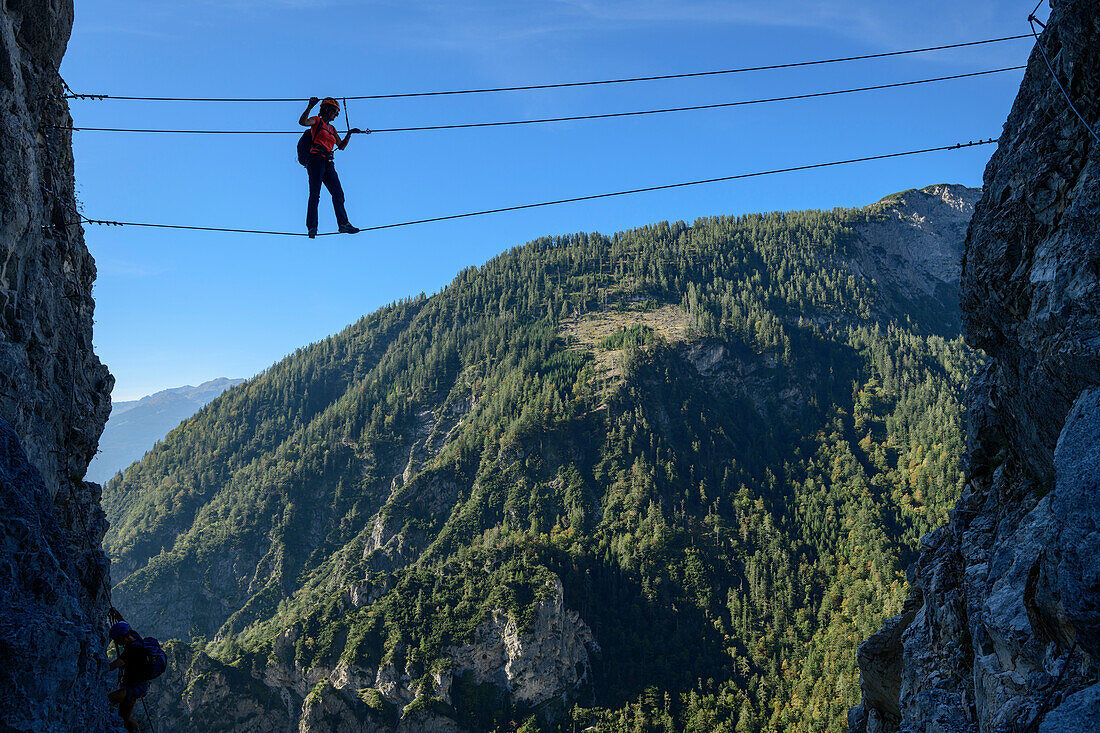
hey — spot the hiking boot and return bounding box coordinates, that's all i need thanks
[308,228,317,239]
[338,223,360,234]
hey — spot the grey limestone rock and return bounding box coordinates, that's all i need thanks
[0,0,114,730]
[145,576,597,732]
[1037,681,1100,733]
[851,1,1100,731]
[444,576,599,708]
[0,0,111,495]
[0,418,113,732]
[850,184,981,334]
[854,594,922,730]
[959,0,1099,488]
[1050,387,1100,659]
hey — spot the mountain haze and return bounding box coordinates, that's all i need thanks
[87,378,246,484]
[105,185,980,732]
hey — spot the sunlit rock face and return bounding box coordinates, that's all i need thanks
[0,0,115,730]
[850,1,1100,731]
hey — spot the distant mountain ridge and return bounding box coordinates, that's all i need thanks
[87,377,245,484]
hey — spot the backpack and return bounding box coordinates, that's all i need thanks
[136,637,168,680]
[297,117,324,166]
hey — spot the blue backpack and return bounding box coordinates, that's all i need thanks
[136,637,168,680]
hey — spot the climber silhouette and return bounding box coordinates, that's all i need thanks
[299,96,364,238]
[107,611,167,732]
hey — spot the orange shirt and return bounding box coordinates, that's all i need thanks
[307,116,341,154]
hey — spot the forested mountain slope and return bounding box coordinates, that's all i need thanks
[105,184,980,732]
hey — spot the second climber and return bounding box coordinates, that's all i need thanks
[107,613,167,732]
[298,96,364,238]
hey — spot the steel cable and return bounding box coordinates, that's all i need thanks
[56,34,1030,102]
[52,67,1024,136]
[72,139,997,237]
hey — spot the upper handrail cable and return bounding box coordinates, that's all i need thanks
[52,67,1025,136]
[58,35,1030,102]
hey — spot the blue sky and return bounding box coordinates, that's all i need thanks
[63,1,1045,400]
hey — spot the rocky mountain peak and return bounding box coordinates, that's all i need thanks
[847,184,981,333]
[858,184,980,285]
[917,183,982,213]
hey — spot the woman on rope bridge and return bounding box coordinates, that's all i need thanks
[299,96,364,238]
[107,611,167,732]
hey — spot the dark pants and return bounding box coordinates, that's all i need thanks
[306,154,349,230]
[109,682,147,731]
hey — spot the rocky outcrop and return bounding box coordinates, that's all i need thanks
[0,418,113,732]
[445,576,598,708]
[850,1,1099,731]
[961,8,1099,490]
[0,416,112,730]
[850,184,981,334]
[0,0,110,494]
[148,577,596,731]
[144,644,299,733]
[0,0,114,730]
[853,184,979,294]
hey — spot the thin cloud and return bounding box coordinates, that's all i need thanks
[394,0,1024,57]
[197,0,353,6]
[548,0,1014,41]
[95,260,169,278]
[72,24,170,37]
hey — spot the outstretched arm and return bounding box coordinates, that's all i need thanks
[299,97,320,126]
[338,128,365,150]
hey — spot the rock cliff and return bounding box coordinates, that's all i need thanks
[145,578,597,731]
[850,1,1099,731]
[0,0,114,730]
